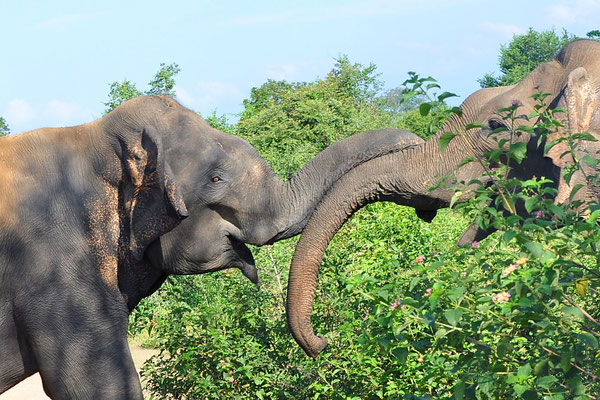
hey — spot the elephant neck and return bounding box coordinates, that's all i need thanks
[117,255,167,312]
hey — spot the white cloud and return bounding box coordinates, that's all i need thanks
[33,13,105,32]
[3,99,94,133]
[227,11,292,27]
[175,82,244,115]
[266,63,301,81]
[226,0,472,27]
[544,0,600,27]
[480,22,526,39]
[6,99,36,127]
[42,100,92,126]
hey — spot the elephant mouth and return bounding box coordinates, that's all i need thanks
[228,236,259,284]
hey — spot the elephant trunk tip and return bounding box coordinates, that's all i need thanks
[290,329,328,359]
[305,335,328,359]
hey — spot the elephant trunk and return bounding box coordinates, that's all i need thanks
[286,147,448,357]
[270,129,425,243]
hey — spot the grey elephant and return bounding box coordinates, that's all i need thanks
[285,39,600,358]
[0,95,421,399]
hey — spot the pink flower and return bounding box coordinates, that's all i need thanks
[228,376,235,383]
[492,291,511,304]
[390,300,402,310]
[516,257,528,266]
[502,264,518,277]
[535,210,545,218]
[423,288,432,297]
[470,241,480,249]
[413,255,425,264]
[511,99,523,107]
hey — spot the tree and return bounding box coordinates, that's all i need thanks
[0,117,9,136]
[146,63,181,97]
[103,80,142,114]
[104,62,180,114]
[237,56,393,178]
[587,29,600,41]
[478,28,577,87]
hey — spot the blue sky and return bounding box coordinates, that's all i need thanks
[2,0,599,133]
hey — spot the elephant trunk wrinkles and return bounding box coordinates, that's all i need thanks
[271,130,425,242]
[286,138,472,357]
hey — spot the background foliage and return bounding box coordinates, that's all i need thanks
[478,28,578,88]
[0,117,9,136]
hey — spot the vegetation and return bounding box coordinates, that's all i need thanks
[0,117,9,136]
[478,28,577,88]
[103,62,181,114]
[116,27,600,398]
[235,56,441,179]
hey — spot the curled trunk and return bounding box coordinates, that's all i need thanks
[286,140,463,357]
[270,129,427,242]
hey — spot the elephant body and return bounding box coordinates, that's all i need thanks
[0,95,422,398]
[285,39,600,358]
[0,123,188,398]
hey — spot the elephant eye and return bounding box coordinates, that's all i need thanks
[211,176,221,183]
[488,119,505,131]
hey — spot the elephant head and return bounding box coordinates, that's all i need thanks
[98,96,425,309]
[285,39,600,358]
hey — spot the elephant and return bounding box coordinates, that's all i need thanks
[0,123,189,398]
[0,95,423,399]
[285,39,600,358]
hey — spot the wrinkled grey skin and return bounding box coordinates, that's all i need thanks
[0,95,423,399]
[0,124,188,399]
[286,39,600,359]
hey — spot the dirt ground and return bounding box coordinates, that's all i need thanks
[0,341,158,399]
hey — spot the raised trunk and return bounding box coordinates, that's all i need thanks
[286,134,483,357]
[268,129,426,242]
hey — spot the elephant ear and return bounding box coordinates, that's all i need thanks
[549,67,600,204]
[122,125,189,261]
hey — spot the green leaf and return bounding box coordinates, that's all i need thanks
[452,381,465,400]
[509,142,527,163]
[561,305,584,318]
[391,347,408,363]
[570,131,598,142]
[439,132,457,153]
[568,184,584,203]
[444,308,464,326]
[465,122,484,130]
[576,332,599,349]
[419,103,432,116]
[524,197,538,214]
[503,231,517,243]
[581,154,600,167]
[437,91,458,102]
[534,360,548,376]
[517,363,532,379]
[536,375,557,389]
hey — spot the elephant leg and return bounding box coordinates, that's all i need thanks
[17,288,143,400]
[0,304,37,394]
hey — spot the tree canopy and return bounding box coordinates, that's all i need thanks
[103,62,180,114]
[0,117,9,136]
[478,28,577,88]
